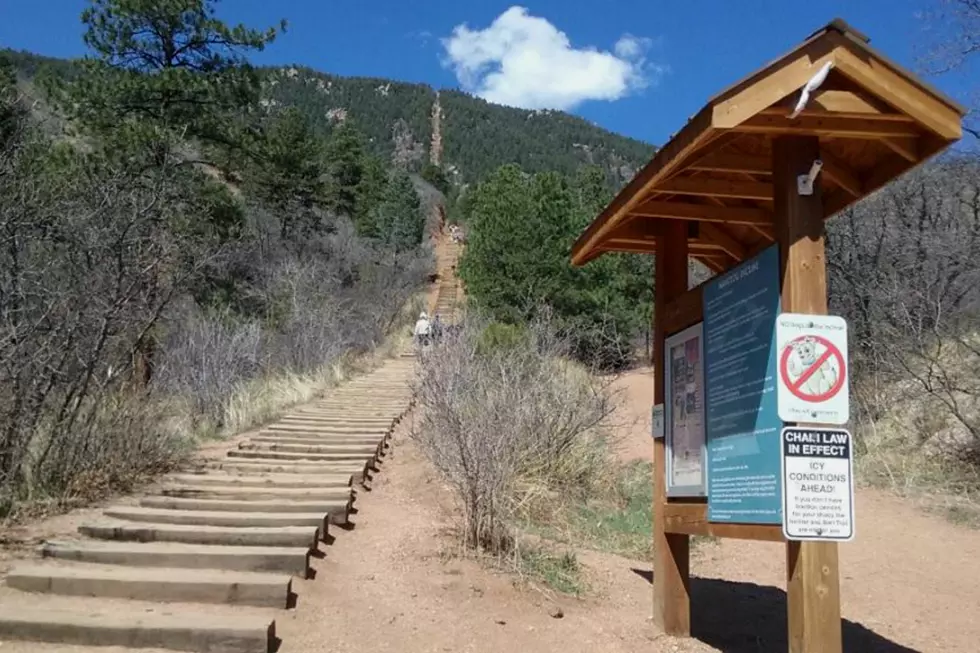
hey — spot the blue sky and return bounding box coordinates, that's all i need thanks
[0,0,973,145]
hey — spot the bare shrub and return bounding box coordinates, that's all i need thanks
[153,215,432,437]
[0,126,210,512]
[828,156,980,492]
[0,65,432,517]
[411,314,617,553]
[154,306,263,431]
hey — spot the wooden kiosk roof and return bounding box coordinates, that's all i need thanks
[570,19,966,272]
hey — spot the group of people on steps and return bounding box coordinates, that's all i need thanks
[413,311,441,348]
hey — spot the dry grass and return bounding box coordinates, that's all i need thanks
[412,315,632,593]
[852,336,980,528]
[854,396,980,527]
[412,316,618,554]
[209,291,425,440]
[2,291,426,525]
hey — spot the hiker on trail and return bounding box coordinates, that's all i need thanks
[431,314,443,343]
[413,311,431,348]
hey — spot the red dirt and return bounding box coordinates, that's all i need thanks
[281,364,980,653]
[3,232,979,652]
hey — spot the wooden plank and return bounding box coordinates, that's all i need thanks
[880,136,918,162]
[732,114,921,139]
[605,238,725,256]
[802,88,907,117]
[699,223,747,261]
[570,111,717,266]
[688,152,772,175]
[655,178,773,202]
[831,35,963,139]
[763,89,914,120]
[601,241,658,254]
[824,134,948,219]
[711,38,837,129]
[663,503,785,541]
[751,224,776,241]
[631,200,773,226]
[662,286,703,335]
[818,149,863,197]
[773,134,843,653]
[699,255,729,274]
[653,220,691,636]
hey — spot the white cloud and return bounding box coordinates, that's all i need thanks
[614,34,649,60]
[441,7,665,111]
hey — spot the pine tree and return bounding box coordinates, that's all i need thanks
[51,0,284,164]
[372,169,424,252]
[459,163,651,368]
[249,107,326,237]
[324,120,366,218]
[354,153,387,237]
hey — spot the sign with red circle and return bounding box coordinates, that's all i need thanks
[775,314,850,425]
[779,334,846,403]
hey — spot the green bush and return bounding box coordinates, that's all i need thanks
[476,322,528,355]
[458,164,652,369]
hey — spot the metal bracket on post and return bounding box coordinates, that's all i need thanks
[797,159,824,196]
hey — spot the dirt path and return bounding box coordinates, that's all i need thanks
[277,414,687,653]
[606,366,980,652]
[284,365,980,653]
[2,227,978,652]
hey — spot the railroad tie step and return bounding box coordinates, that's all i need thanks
[102,506,330,530]
[237,442,379,455]
[226,449,375,463]
[156,483,354,503]
[162,472,354,489]
[278,415,395,423]
[194,460,371,482]
[40,540,311,575]
[265,422,392,433]
[243,438,386,459]
[0,595,276,653]
[7,562,292,608]
[250,434,387,447]
[78,520,321,548]
[139,496,351,522]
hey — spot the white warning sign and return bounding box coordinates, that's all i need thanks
[776,313,850,425]
[780,426,855,541]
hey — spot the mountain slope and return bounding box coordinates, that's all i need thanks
[3,49,655,185]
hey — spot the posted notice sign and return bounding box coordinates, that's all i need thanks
[775,313,849,425]
[780,427,855,541]
[652,404,665,440]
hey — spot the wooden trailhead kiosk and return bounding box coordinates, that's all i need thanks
[571,19,964,653]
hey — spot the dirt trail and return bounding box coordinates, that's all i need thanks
[606,367,980,652]
[2,229,979,653]
[279,364,980,653]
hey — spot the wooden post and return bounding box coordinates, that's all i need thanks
[653,219,691,635]
[773,135,843,653]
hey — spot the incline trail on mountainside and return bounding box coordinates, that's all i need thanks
[3,221,980,653]
[0,223,463,653]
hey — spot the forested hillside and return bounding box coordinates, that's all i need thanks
[2,48,654,186]
[0,1,433,515]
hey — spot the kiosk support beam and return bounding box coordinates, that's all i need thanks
[653,219,692,635]
[773,135,843,653]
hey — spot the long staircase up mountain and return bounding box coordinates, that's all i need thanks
[432,236,464,323]
[0,225,465,653]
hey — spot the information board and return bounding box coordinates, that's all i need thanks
[665,322,707,497]
[780,426,855,541]
[703,245,783,524]
[652,404,665,439]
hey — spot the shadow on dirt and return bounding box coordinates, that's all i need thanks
[630,568,921,653]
